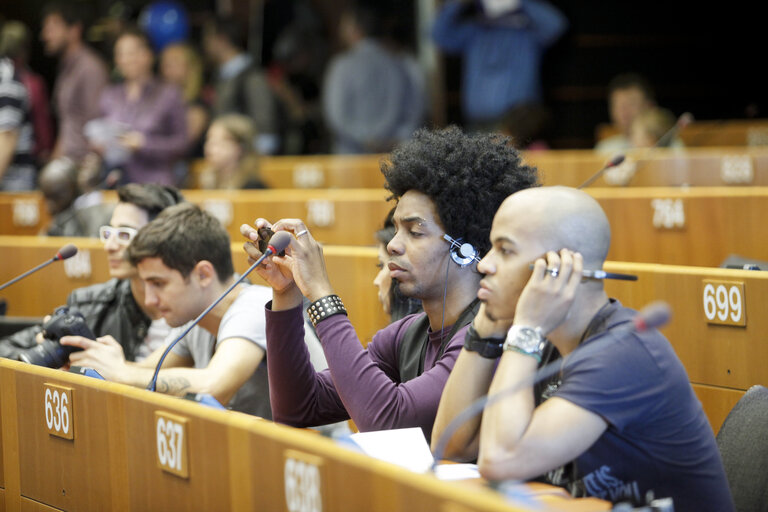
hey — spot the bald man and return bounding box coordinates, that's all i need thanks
[432,187,734,510]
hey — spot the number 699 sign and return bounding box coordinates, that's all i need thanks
[703,280,746,327]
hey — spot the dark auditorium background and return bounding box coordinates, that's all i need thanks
[3,0,766,149]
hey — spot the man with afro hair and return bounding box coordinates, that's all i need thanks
[241,126,538,440]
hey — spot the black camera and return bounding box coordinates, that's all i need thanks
[257,227,286,257]
[17,306,96,368]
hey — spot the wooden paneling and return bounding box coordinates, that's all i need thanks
[1,358,604,511]
[0,238,389,347]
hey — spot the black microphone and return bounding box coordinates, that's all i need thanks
[146,231,292,392]
[430,301,671,469]
[0,244,78,291]
[577,154,626,189]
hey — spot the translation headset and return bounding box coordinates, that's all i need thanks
[443,234,480,267]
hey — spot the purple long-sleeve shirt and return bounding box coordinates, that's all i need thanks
[99,79,187,185]
[265,303,470,440]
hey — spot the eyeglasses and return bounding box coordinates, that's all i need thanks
[99,226,138,245]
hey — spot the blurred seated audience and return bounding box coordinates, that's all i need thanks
[89,27,187,186]
[0,21,54,165]
[200,114,266,190]
[39,157,112,237]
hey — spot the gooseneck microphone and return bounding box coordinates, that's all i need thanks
[0,244,78,291]
[146,231,293,392]
[430,301,671,469]
[656,112,694,148]
[577,154,626,189]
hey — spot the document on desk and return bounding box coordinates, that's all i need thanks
[347,427,480,480]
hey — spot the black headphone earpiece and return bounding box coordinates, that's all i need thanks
[443,234,479,268]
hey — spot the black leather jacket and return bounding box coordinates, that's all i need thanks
[0,279,151,362]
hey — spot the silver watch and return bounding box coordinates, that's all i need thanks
[503,325,546,360]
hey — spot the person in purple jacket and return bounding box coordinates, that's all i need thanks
[240,126,538,440]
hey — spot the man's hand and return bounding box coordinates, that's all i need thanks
[473,302,514,338]
[119,131,145,152]
[267,219,334,302]
[241,219,298,295]
[513,249,583,335]
[61,335,128,382]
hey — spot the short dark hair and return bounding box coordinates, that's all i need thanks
[42,2,88,28]
[382,126,539,256]
[117,184,183,221]
[608,73,655,102]
[127,203,234,282]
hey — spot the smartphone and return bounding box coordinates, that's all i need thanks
[528,264,638,281]
[257,227,286,257]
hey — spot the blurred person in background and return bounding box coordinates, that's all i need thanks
[93,27,187,186]
[200,114,266,190]
[595,73,655,152]
[160,42,209,158]
[0,51,35,191]
[432,0,566,132]
[203,17,278,155]
[0,21,54,165]
[322,4,426,154]
[39,156,112,237]
[40,2,108,164]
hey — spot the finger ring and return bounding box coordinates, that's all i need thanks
[547,268,559,277]
[295,229,308,237]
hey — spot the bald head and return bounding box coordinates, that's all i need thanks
[497,186,611,268]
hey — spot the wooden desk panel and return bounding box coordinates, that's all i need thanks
[596,119,768,147]
[592,187,768,267]
[1,359,598,512]
[603,262,767,429]
[0,238,389,347]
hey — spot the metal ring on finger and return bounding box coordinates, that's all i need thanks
[547,267,559,278]
[295,229,309,238]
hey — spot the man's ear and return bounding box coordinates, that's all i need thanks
[193,260,217,287]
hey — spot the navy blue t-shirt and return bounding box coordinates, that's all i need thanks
[544,299,734,511]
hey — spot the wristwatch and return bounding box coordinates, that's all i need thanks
[503,325,546,362]
[463,325,505,359]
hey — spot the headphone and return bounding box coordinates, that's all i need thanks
[443,234,480,268]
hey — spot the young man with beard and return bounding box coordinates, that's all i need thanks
[241,126,538,439]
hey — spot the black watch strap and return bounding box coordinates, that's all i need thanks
[463,325,505,359]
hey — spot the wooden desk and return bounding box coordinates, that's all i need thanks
[0,237,389,346]
[592,187,768,267]
[0,359,606,511]
[209,147,768,190]
[596,119,768,147]
[1,189,393,247]
[603,261,768,432]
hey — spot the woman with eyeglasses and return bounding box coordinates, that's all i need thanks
[0,184,183,364]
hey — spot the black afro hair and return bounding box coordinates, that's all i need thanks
[382,126,539,256]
